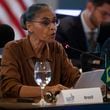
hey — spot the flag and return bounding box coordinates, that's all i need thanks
[101,65,110,87]
[0,0,35,40]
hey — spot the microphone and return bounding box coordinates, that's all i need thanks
[64,43,104,61]
[0,24,15,48]
[65,43,86,54]
[63,43,105,71]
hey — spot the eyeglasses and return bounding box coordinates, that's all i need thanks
[31,18,60,27]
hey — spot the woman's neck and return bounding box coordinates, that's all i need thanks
[29,35,45,57]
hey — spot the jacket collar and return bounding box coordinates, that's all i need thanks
[22,36,53,62]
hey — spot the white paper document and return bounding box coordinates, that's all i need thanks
[74,69,105,89]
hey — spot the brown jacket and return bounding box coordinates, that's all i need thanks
[0,36,80,97]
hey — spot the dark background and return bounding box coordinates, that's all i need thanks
[58,0,88,10]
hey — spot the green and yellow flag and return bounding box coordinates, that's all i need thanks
[101,66,110,86]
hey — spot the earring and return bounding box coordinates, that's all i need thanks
[28,31,33,35]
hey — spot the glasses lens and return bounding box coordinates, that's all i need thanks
[31,18,60,27]
[56,19,60,26]
[41,20,50,26]
[41,19,60,26]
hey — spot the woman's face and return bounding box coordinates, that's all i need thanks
[27,7,58,43]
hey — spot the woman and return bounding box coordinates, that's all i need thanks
[0,3,80,98]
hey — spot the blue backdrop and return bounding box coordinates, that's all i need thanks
[58,0,88,10]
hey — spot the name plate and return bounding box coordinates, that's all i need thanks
[56,87,103,105]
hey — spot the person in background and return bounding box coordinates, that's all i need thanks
[56,0,110,68]
[0,3,80,99]
[0,24,14,97]
[0,24,15,55]
[101,37,110,67]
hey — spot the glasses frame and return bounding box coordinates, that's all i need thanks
[31,18,60,27]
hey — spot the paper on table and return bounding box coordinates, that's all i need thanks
[74,69,105,89]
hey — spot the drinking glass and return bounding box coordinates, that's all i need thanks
[34,61,51,105]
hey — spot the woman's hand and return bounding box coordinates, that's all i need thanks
[44,84,68,103]
[45,84,68,95]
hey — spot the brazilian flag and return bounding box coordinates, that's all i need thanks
[101,66,110,87]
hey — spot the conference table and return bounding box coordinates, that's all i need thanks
[0,98,110,110]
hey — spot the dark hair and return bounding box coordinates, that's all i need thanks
[20,3,49,30]
[0,24,15,48]
[89,0,110,6]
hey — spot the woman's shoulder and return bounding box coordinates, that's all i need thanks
[4,38,26,49]
[49,41,64,53]
[52,41,63,48]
